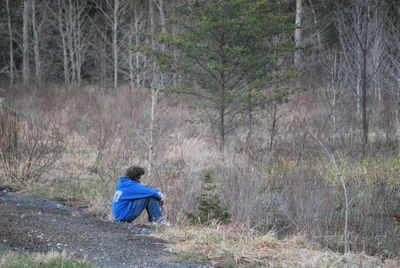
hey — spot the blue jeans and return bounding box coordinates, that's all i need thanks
[126,197,163,223]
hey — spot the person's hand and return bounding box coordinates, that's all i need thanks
[158,192,166,209]
[159,200,165,210]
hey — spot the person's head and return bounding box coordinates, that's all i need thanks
[125,165,145,182]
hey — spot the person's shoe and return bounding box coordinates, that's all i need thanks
[152,218,171,227]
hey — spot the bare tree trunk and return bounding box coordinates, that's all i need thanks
[158,0,168,88]
[294,0,303,65]
[149,0,157,85]
[31,0,41,87]
[128,22,135,91]
[355,46,362,115]
[171,1,178,86]
[147,0,157,179]
[23,0,31,88]
[397,86,400,157]
[149,0,156,52]
[66,1,76,85]
[101,41,107,88]
[148,87,160,180]
[75,7,82,86]
[56,0,88,87]
[336,0,391,156]
[219,105,225,151]
[92,0,130,89]
[269,101,278,150]
[308,0,322,49]
[134,8,141,88]
[359,3,370,155]
[159,0,167,52]
[361,41,368,155]
[133,1,143,88]
[57,0,70,85]
[126,2,144,90]
[113,0,120,89]
[6,0,14,88]
[244,110,254,152]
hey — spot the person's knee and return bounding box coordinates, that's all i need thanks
[148,197,160,203]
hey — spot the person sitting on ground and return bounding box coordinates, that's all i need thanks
[112,165,169,226]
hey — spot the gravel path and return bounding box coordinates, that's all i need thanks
[0,192,210,268]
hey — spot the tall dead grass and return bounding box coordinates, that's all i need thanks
[1,84,398,259]
[158,223,399,267]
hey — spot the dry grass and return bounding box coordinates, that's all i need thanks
[157,223,400,267]
[1,85,399,264]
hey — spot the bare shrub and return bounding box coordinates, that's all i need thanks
[277,161,339,238]
[213,155,278,229]
[153,135,221,223]
[208,154,338,237]
[0,110,63,186]
[271,156,400,256]
[85,94,117,176]
[153,159,197,223]
[341,164,400,257]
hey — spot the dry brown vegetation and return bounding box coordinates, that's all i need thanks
[158,223,400,267]
[0,84,399,267]
[1,0,400,266]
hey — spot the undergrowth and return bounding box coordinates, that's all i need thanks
[1,86,399,263]
[157,223,399,268]
[0,250,95,268]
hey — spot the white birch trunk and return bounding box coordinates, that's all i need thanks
[134,3,142,88]
[294,0,303,66]
[148,87,160,180]
[148,0,157,179]
[149,0,157,85]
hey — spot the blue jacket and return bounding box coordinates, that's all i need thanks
[112,177,161,222]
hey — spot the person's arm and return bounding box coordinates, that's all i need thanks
[122,182,162,200]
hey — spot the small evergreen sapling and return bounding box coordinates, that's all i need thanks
[186,171,230,225]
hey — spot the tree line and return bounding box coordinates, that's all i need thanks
[1,0,172,89]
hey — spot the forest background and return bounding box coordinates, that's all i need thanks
[0,0,399,265]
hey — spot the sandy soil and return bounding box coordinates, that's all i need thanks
[0,192,210,268]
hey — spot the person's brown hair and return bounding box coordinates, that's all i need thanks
[125,166,145,181]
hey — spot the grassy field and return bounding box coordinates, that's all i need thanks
[1,86,399,267]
